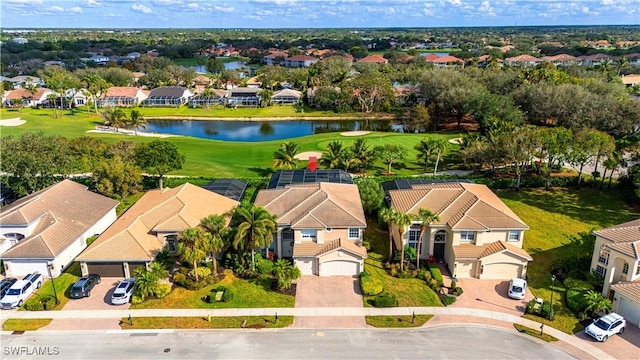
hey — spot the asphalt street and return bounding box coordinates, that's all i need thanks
[0,325,575,360]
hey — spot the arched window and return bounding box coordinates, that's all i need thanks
[3,233,25,246]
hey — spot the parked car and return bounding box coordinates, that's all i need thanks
[508,278,527,300]
[0,273,43,309]
[0,278,17,298]
[585,313,626,342]
[111,278,135,305]
[70,274,101,299]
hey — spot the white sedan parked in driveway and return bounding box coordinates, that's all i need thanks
[111,278,136,305]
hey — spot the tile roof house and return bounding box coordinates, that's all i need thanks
[504,55,542,66]
[270,89,301,104]
[3,88,56,107]
[142,86,192,107]
[357,54,388,64]
[590,219,640,327]
[98,87,147,107]
[254,182,367,276]
[263,52,288,65]
[429,55,464,68]
[386,181,531,280]
[76,183,239,278]
[0,180,118,277]
[284,55,319,68]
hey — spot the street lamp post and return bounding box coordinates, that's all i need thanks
[549,274,556,320]
[47,263,59,305]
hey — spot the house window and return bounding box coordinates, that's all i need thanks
[622,262,629,274]
[348,228,360,239]
[636,264,640,276]
[595,265,606,278]
[301,229,317,240]
[598,251,609,265]
[165,235,177,252]
[460,231,475,242]
[508,230,520,241]
[408,228,422,253]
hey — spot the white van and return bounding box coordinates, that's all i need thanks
[0,273,43,309]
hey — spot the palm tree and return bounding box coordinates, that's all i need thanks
[414,138,434,173]
[584,290,613,317]
[128,110,146,136]
[148,261,169,280]
[178,227,207,281]
[101,108,126,132]
[232,205,278,271]
[378,207,398,261]
[199,214,227,275]
[272,141,300,169]
[350,138,376,173]
[47,93,59,118]
[429,138,450,175]
[132,266,158,301]
[273,259,301,289]
[394,212,413,271]
[321,140,347,169]
[413,209,440,269]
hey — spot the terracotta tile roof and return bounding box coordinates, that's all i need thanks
[254,183,366,229]
[610,281,640,303]
[193,75,212,85]
[5,88,53,100]
[264,52,287,59]
[423,54,440,61]
[393,85,420,97]
[293,238,367,258]
[453,241,532,261]
[541,54,577,62]
[579,53,613,61]
[0,180,118,259]
[594,219,640,259]
[621,74,640,86]
[272,89,301,98]
[431,55,463,63]
[286,55,318,61]
[389,182,527,230]
[77,183,239,262]
[104,87,141,98]
[505,54,541,62]
[358,54,388,63]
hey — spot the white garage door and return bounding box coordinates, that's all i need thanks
[321,260,360,277]
[456,261,476,278]
[482,263,523,280]
[294,258,315,276]
[6,260,49,277]
[618,296,640,327]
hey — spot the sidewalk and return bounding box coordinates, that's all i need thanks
[0,306,615,360]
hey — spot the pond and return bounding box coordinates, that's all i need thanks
[185,61,253,75]
[143,119,397,142]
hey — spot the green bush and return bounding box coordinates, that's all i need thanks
[373,292,398,307]
[428,264,443,286]
[172,273,186,285]
[396,268,417,279]
[427,279,440,293]
[566,289,588,314]
[131,295,144,305]
[442,295,457,306]
[24,295,56,311]
[188,267,212,279]
[450,280,457,289]
[256,258,274,275]
[211,286,233,302]
[453,287,464,296]
[154,283,172,299]
[525,299,537,315]
[360,272,384,296]
[563,278,594,291]
[24,301,44,311]
[222,288,233,302]
[362,240,371,251]
[417,269,432,282]
[541,301,554,320]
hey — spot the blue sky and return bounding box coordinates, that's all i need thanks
[2,0,638,28]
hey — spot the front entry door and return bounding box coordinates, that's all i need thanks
[434,242,445,259]
[281,228,294,257]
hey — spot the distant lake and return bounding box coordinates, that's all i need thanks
[420,52,450,57]
[186,61,252,74]
[143,119,395,142]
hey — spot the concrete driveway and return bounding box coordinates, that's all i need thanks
[576,321,640,359]
[293,276,365,328]
[451,278,534,317]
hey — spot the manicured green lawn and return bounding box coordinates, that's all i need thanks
[0,108,460,177]
[366,315,433,328]
[498,187,639,334]
[363,259,442,307]
[513,324,558,342]
[130,271,294,309]
[119,316,293,329]
[2,319,52,331]
[20,272,79,311]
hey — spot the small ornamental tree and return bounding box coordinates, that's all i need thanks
[133,140,185,189]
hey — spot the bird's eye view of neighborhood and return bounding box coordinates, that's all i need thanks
[0,0,639,359]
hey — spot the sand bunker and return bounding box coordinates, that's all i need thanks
[87,126,177,138]
[0,118,26,126]
[340,131,371,136]
[295,151,323,160]
[449,137,463,145]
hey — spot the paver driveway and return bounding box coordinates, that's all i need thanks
[293,276,366,328]
[576,319,640,360]
[451,278,534,317]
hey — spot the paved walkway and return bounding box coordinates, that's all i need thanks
[0,307,615,360]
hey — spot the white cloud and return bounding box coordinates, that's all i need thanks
[7,0,43,4]
[215,5,234,12]
[478,1,495,16]
[423,7,434,16]
[131,3,153,13]
[49,6,64,12]
[69,6,84,13]
[86,0,101,6]
[449,0,463,7]
[256,9,273,15]
[187,2,198,9]
[243,15,262,20]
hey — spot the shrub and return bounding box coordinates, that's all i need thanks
[24,301,44,311]
[428,264,443,286]
[177,267,189,275]
[172,273,186,285]
[442,295,457,306]
[525,299,537,315]
[360,272,384,296]
[427,279,440,293]
[373,292,398,307]
[154,283,172,299]
[566,289,587,314]
[241,269,259,279]
[563,278,594,291]
[452,287,464,296]
[256,258,274,275]
[450,280,457,289]
[541,301,554,320]
[396,268,417,279]
[362,240,371,251]
[368,252,384,261]
[188,267,212,279]
[417,269,432,282]
[131,295,144,305]
[222,288,234,302]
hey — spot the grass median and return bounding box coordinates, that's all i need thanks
[366,315,433,328]
[2,319,53,331]
[119,316,293,329]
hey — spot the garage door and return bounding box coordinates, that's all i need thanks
[294,258,315,276]
[482,263,523,280]
[88,262,125,277]
[456,261,476,278]
[321,260,360,277]
[6,260,49,277]
[618,296,640,327]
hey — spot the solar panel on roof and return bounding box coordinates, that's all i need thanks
[267,169,353,188]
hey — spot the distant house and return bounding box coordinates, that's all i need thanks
[142,86,192,107]
[357,54,388,64]
[227,87,261,107]
[540,54,578,66]
[0,180,118,277]
[246,76,263,88]
[284,55,319,68]
[12,37,28,45]
[624,53,640,67]
[83,55,110,65]
[263,52,288,65]
[621,74,640,87]
[3,88,56,107]
[590,219,640,327]
[504,55,541,67]
[43,60,65,67]
[189,89,229,107]
[8,76,44,89]
[76,183,238,278]
[429,55,464,68]
[393,85,421,106]
[98,87,147,107]
[579,53,613,67]
[270,89,301,105]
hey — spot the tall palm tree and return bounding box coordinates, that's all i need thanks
[394,212,413,271]
[199,214,227,275]
[178,227,207,281]
[232,205,278,271]
[350,138,375,173]
[378,207,398,261]
[47,93,59,118]
[128,110,146,136]
[429,138,450,175]
[272,141,300,169]
[101,108,126,132]
[414,138,434,173]
[320,140,347,169]
[413,209,440,269]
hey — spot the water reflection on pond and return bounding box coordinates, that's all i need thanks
[143,119,395,142]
